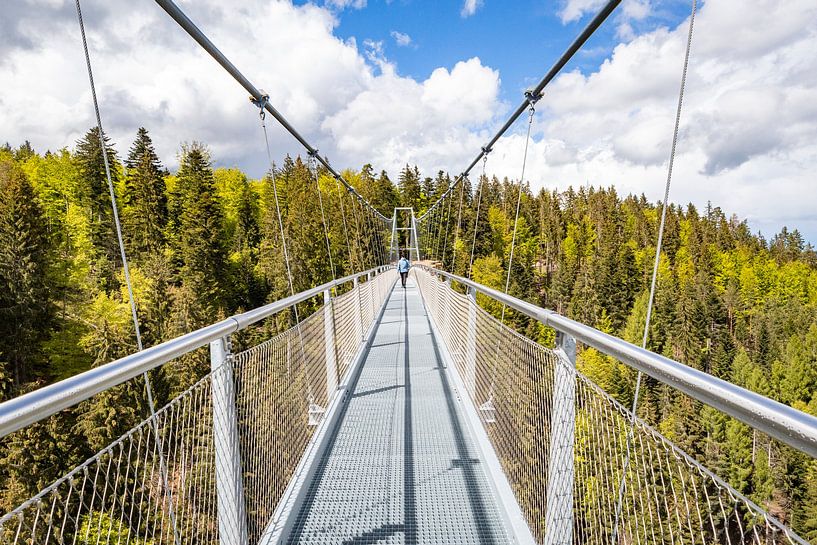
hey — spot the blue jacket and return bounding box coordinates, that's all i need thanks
[397,258,411,273]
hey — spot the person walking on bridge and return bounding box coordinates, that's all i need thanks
[398,254,411,288]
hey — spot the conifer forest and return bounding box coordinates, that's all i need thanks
[1,128,816,540]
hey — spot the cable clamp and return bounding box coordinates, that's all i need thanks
[524,89,541,107]
[250,91,270,119]
[481,145,493,155]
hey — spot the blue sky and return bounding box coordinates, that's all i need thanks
[308,0,690,104]
[3,0,816,242]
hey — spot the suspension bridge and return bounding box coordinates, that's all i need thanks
[2,0,817,544]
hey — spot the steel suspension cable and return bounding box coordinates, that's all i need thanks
[500,104,536,323]
[436,198,446,262]
[334,177,356,273]
[258,107,298,305]
[308,153,336,280]
[360,199,376,269]
[257,102,314,404]
[485,103,536,403]
[440,187,454,268]
[363,207,380,267]
[425,203,437,261]
[468,154,489,279]
[153,0,391,226]
[453,175,465,271]
[431,203,443,261]
[612,1,697,542]
[74,2,180,544]
[371,208,387,266]
[434,194,446,262]
[349,196,368,270]
[435,192,450,262]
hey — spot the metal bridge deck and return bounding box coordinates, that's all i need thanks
[285,278,513,545]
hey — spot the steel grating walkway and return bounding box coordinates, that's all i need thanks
[285,278,513,545]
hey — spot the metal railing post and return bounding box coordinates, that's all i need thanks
[368,271,375,320]
[466,286,478,399]
[324,289,338,397]
[353,276,364,341]
[389,212,398,263]
[443,277,452,341]
[210,335,248,545]
[544,331,576,545]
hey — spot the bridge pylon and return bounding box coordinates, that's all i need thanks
[389,207,421,263]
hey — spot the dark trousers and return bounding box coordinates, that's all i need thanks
[400,271,408,287]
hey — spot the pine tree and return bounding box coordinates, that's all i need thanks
[0,158,52,388]
[373,170,399,214]
[170,143,228,323]
[398,165,422,210]
[74,291,146,450]
[74,127,121,281]
[123,127,167,258]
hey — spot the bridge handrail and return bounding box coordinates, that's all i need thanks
[0,265,391,439]
[419,264,817,459]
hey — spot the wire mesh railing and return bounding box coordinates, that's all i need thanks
[0,268,397,545]
[414,267,811,545]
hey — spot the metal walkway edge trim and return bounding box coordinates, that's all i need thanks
[259,278,398,545]
[415,278,537,545]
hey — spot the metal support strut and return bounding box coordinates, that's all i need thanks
[465,287,478,399]
[544,331,576,545]
[210,336,248,545]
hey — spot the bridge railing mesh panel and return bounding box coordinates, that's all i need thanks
[414,268,807,545]
[0,269,397,545]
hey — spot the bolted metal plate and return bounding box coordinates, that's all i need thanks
[286,280,512,545]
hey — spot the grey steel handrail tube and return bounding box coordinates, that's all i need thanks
[419,265,817,458]
[0,266,390,439]
[152,0,390,222]
[417,0,622,221]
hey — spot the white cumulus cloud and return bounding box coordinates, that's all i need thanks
[2,0,817,241]
[0,0,500,180]
[324,0,367,11]
[461,0,483,18]
[559,0,607,23]
[390,30,412,47]
[487,0,817,240]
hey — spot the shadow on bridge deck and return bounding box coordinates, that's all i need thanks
[285,279,512,545]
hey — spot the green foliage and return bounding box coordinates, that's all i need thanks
[78,510,153,545]
[74,127,121,284]
[464,183,817,536]
[2,128,817,538]
[123,127,167,258]
[169,143,228,323]
[0,157,52,388]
